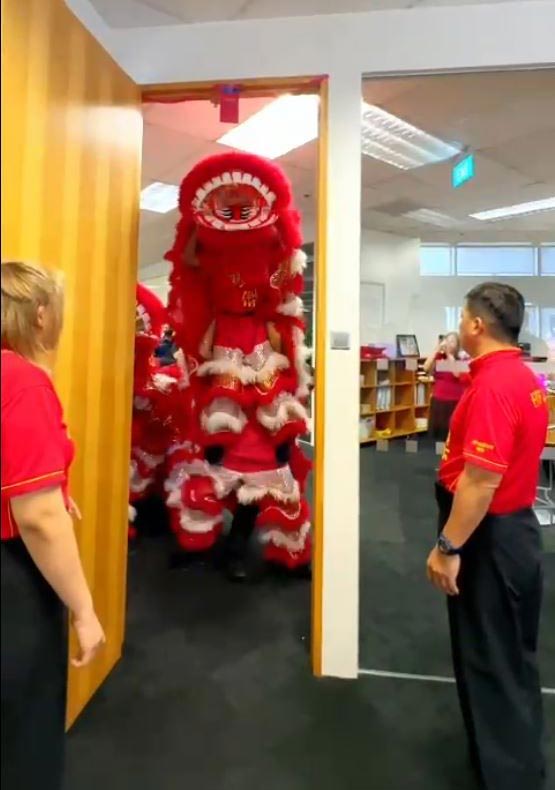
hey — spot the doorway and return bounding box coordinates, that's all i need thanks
[128,78,327,682]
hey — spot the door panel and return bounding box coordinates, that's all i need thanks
[1,0,142,726]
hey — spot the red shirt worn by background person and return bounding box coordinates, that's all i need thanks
[439,349,548,515]
[1,350,75,541]
[432,353,468,402]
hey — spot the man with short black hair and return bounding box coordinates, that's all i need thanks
[426,281,548,790]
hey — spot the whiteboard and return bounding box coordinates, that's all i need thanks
[360,281,385,342]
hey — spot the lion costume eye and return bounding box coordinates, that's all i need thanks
[190,174,278,231]
[215,207,233,220]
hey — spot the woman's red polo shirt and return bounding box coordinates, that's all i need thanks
[432,353,468,402]
[1,350,74,540]
[439,349,548,514]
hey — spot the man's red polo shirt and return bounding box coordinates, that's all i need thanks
[438,349,548,515]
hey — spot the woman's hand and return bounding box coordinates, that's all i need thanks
[68,497,82,521]
[71,609,106,668]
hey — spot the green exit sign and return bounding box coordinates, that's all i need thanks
[452,154,475,188]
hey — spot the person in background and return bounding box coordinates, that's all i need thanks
[1,261,105,790]
[154,326,178,367]
[423,331,468,442]
[427,282,548,790]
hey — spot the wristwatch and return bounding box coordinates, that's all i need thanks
[437,533,461,556]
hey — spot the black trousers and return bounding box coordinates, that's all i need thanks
[1,539,68,790]
[226,504,259,560]
[435,484,545,790]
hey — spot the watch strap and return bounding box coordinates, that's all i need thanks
[437,533,461,556]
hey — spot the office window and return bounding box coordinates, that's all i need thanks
[455,246,536,277]
[540,245,555,276]
[541,308,555,341]
[444,306,460,332]
[523,303,540,337]
[420,246,452,276]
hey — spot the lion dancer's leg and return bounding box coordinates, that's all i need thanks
[254,395,313,571]
[164,386,245,563]
[237,457,311,573]
[263,438,312,569]
[225,503,259,580]
[128,411,166,540]
[165,450,225,559]
[128,451,166,539]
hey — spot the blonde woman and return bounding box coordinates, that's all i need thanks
[423,331,469,442]
[1,262,105,790]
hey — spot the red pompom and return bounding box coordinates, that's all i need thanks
[136,283,166,338]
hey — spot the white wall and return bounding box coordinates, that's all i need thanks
[67,0,555,679]
[67,1,555,84]
[360,228,421,348]
[360,229,553,357]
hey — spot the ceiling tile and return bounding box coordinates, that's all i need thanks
[484,130,555,183]
[88,0,180,26]
[141,124,208,183]
[239,0,413,20]
[279,141,319,172]
[90,0,531,28]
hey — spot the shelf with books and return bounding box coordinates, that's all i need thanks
[359,358,432,445]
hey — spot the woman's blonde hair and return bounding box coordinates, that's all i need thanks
[444,331,461,356]
[1,261,64,359]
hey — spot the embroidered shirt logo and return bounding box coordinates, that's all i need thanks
[531,389,546,408]
[441,432,451,462]
[470,440,494,454]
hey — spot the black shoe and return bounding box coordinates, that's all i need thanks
[266,561,312,581]
[168,549,212,570]
[292,563,312,581]
[225,556,250,582]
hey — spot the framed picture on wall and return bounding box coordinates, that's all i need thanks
[396,334,420,358]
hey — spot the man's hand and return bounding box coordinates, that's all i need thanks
[426,546,461,596]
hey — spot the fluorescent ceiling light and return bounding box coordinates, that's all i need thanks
[140,182,179,213]
[470,197,555,222]
[217,94,459,167]
[218,94,319,159]
[404,208,461,228]
[361,103,461,170]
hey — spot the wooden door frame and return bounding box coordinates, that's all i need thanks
[141,76,329,676]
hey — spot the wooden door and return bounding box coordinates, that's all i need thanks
[1,0,142,725]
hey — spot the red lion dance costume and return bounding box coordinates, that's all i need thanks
[129,285,186,538]
[165,152,312,573]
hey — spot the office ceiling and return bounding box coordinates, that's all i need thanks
[89,0,530,28]
[139,69,555,271]
[360,70,555,242]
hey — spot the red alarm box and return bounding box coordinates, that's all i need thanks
[361,345,386,360]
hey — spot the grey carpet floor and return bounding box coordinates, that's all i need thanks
[65,445,555,789]
[358,443,555,687]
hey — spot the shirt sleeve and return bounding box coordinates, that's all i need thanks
[1,385,67,499]
[462,386,518,474]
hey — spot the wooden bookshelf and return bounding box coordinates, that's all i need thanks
[359,358,432,445]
